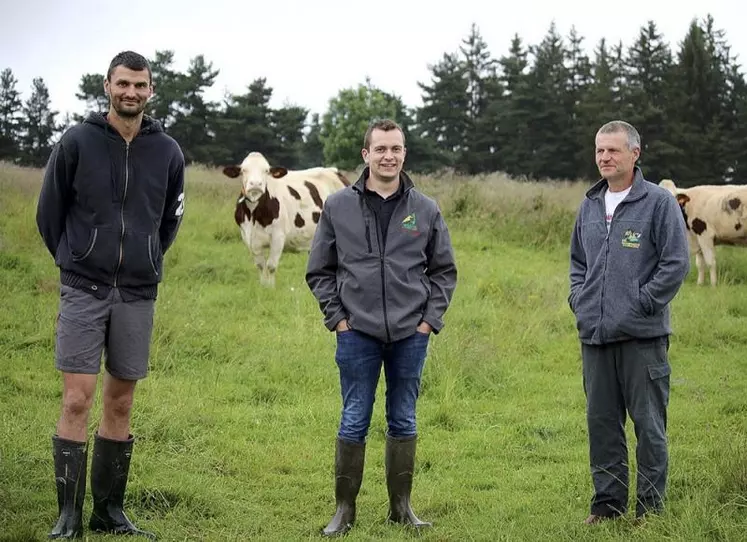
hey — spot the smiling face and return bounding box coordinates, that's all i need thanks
[362,127,406,184]
[595,130,640,186]
[104,65,153,118]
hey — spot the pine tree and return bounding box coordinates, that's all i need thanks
[575,39,625,179]
[566,26,594,178]
[416,51,469,168]
[525,22,575,179]
[494,34,533,177]
[623,20,683,181]
[0,68,23,162]
[271,104,308,168]
[19,77,59,167]
[215,77,277,165]
[75,73,108,121]
[302,112,325,168]
[672,16,736,184]
[459,23,502,174]
[166,54,221,165]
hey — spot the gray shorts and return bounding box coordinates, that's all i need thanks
[55,284,155,380]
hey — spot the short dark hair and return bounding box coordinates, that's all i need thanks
[363,119,405,149]
[107,51,152,83]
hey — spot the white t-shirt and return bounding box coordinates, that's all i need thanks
[604,186,631,231]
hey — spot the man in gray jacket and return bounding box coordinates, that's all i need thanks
[306,118,457,537]
[569,120,689,524]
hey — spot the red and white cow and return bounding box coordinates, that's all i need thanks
[223,152,349,287]
[660,178,747,286]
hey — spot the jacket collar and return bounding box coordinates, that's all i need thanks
[586,165,648,202]
[352,166,415,195]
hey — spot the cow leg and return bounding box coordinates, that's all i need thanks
[699,238,718,286]
[695,252,706,286]
[688,236,705,286]
[250,245,267,285]
[255,258,267,284]
[264,234,286,288]
[239,224,252,251]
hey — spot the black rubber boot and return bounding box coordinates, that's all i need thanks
[49,435,88,539]
[88,433,155,539]
[321,438,366,537]
[385,435,432,528]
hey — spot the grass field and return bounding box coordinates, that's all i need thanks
[0,161,745,541]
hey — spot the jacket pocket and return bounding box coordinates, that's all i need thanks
[632,278,652,316]
[571,284,596,335]
[147,234,160,276]
[636,279,656,316]
[63,226,119,278]
[70,228,98,262]
[122,229,162,283]
[568,289,578,313]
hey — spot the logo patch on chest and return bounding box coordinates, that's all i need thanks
[401,213,420,236]
[622,229,641,248]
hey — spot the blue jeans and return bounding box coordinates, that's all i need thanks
[334,329,430,443]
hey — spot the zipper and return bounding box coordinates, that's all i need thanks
[113,142,130,287]
[597,184,640,342]
[598,195,624,343]
[371,210,391,343]
[362,196,391,343]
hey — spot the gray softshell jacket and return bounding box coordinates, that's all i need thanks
[568,167,690,345]
[306,168,457,343]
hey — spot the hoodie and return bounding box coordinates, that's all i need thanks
[568,167,690,345]
[36,112,185,301]
[305,167,457,343]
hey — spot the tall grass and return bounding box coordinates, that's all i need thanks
[0,162,745,541]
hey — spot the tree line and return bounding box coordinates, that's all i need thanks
[1,15,745,186]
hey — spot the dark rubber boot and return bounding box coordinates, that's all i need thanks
[49,435,87,539]
[88,433,155,539]
[321,438,366,537]
[385,435,432,528]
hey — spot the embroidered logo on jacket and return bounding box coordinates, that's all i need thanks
[622,229,641,248]
[401,213,420,237]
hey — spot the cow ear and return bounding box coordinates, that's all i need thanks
[676,193,690,207]
[269,166,288,179]
[223,166,241,178]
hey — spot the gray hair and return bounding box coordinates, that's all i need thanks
[597,120,641,151]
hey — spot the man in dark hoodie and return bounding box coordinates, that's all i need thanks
[568,120,689,524]
[36,51,185,539]
[306,119,457,537]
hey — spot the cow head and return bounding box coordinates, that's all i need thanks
[222,152,289,204]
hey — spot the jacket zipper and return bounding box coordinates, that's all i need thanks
[362,196,391,343]
[372,215,391,343]
[113,142,130,287]
[598,197,623,343]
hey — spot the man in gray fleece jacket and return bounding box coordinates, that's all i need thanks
[569,120,689,523]
[306,119,457,536]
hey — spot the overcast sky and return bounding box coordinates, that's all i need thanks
[1,0,744,119]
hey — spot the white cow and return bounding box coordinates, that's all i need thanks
[223,152,349,287]
[660,178,747,285]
